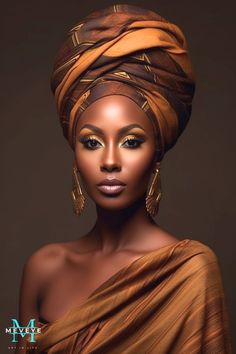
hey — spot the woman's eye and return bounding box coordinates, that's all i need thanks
[122,138,144,148]
[78,135,145,150]
[80,137,102,150]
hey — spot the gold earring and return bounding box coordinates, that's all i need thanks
[146,162,162,217]
[71,164,85,216]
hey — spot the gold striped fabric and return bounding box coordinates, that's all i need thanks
[26,239,232,353]
[50,4,195,160]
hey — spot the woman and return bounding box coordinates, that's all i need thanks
[17,4,232,353]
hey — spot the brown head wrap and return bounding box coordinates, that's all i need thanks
[50,4,195,160]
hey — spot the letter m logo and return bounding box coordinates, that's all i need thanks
[10,318,36,343]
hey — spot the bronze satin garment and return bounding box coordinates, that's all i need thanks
[50,4,195,160]
[26,239,232,353]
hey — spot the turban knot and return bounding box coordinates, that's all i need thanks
[50,4,195,160]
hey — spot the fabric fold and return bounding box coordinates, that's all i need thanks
[26,239,232,353]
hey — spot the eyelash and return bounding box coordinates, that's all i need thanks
[79,135,145,150]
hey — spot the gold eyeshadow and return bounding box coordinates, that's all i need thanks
[119,134,145,146]
[77,129,146,150]
[78,134,104,146]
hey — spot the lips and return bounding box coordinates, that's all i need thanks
[97,179,126,186]
[96,178,126,195]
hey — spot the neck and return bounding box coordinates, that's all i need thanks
[90,195,158,253]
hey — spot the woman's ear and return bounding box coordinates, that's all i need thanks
[154,161,161,172]
[151,152,161,173]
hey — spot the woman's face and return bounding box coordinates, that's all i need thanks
[75,95,158,211]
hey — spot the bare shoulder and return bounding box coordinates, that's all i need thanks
[18,243,68,333]
[24,235,94,276]
[23,242,67,279]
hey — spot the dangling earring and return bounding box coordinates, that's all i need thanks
[146,162,162,217]
[71,163,85,216]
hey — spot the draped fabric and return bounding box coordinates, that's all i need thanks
[26,239,232,353]
[50,4,195,160]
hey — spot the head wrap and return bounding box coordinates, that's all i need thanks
[50,4,195,160]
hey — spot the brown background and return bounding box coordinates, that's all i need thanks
[1,0,235,351]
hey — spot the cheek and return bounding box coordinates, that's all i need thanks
[74,147,97,181]
[120,147,156,198]
[121,145,155,177]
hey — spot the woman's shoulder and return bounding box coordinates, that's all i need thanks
[155,228,219,266]
[23,242,68,279]
[153,235,221,276]
[25,238,88,273]
[184,239,219,263]
[179,239,223,285]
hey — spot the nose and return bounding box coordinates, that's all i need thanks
[100,142,121,172]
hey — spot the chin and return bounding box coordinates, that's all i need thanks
[93,194,142,211]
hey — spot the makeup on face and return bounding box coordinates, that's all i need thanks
[75,123,150,196]
[74,95,157,205]
[96,184,126,196]
[77,124,147,151]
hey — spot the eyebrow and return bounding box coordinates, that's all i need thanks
[78,123,146,135]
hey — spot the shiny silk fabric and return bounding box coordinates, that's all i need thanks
[50,4,195,160]
[26,239,232,353]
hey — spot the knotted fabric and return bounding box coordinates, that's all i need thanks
[50,4,195,159]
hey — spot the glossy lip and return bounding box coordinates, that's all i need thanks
[97,178,126,186]
[97,184,126,195]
